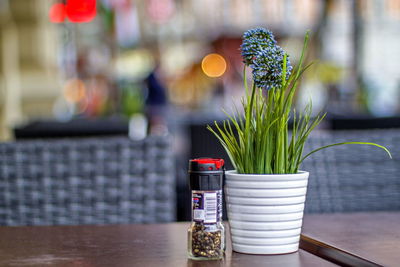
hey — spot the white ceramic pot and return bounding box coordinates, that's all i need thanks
[225,170,309,255]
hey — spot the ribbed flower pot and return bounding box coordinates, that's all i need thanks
[225,170,309,255]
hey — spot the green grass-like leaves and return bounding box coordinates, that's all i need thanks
[207,31,391,174]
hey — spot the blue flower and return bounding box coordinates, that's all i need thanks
[241,27,292,89]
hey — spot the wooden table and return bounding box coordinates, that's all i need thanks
[0,212,398,267]
[0,223,335,267]
[301,212,400,267]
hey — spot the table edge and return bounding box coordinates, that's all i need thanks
[299,234,383,267]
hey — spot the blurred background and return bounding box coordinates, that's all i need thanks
[0,0,399,221]
[0,0,399,141]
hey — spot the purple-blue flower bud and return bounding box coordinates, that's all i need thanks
[241,27,292,89]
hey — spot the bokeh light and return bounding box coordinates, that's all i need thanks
[201,53,227,78]
[63,79,87,103]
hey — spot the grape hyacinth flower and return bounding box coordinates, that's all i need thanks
[241,27,292,89]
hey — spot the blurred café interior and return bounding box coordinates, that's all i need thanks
[0,0,399,224]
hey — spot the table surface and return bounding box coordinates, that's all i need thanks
[1,212,398,267]
[301,212,400,267]
[0,223,335,267]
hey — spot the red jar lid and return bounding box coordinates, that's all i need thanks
[188,158,224,191]
[190,158,224,171]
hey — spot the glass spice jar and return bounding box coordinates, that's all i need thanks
[187,158,225,260]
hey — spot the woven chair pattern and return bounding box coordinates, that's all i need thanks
[302,129,400,213]
[0,136,175,226]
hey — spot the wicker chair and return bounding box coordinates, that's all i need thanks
[302,129,400,213]
[0,136,175,226]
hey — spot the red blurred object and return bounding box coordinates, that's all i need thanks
[49,3,66,23]
[66,0,97,23]
[191,158,225,170]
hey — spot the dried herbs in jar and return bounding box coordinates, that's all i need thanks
[189,222,224,259]
[187,159,225,260]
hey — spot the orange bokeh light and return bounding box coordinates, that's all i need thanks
[201,53,227,78]
[63,79,87,103]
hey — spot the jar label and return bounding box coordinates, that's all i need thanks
[192,190,222,223]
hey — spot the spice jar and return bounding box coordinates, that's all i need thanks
[187,158,225,260]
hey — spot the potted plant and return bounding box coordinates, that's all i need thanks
[208,28,391,255]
